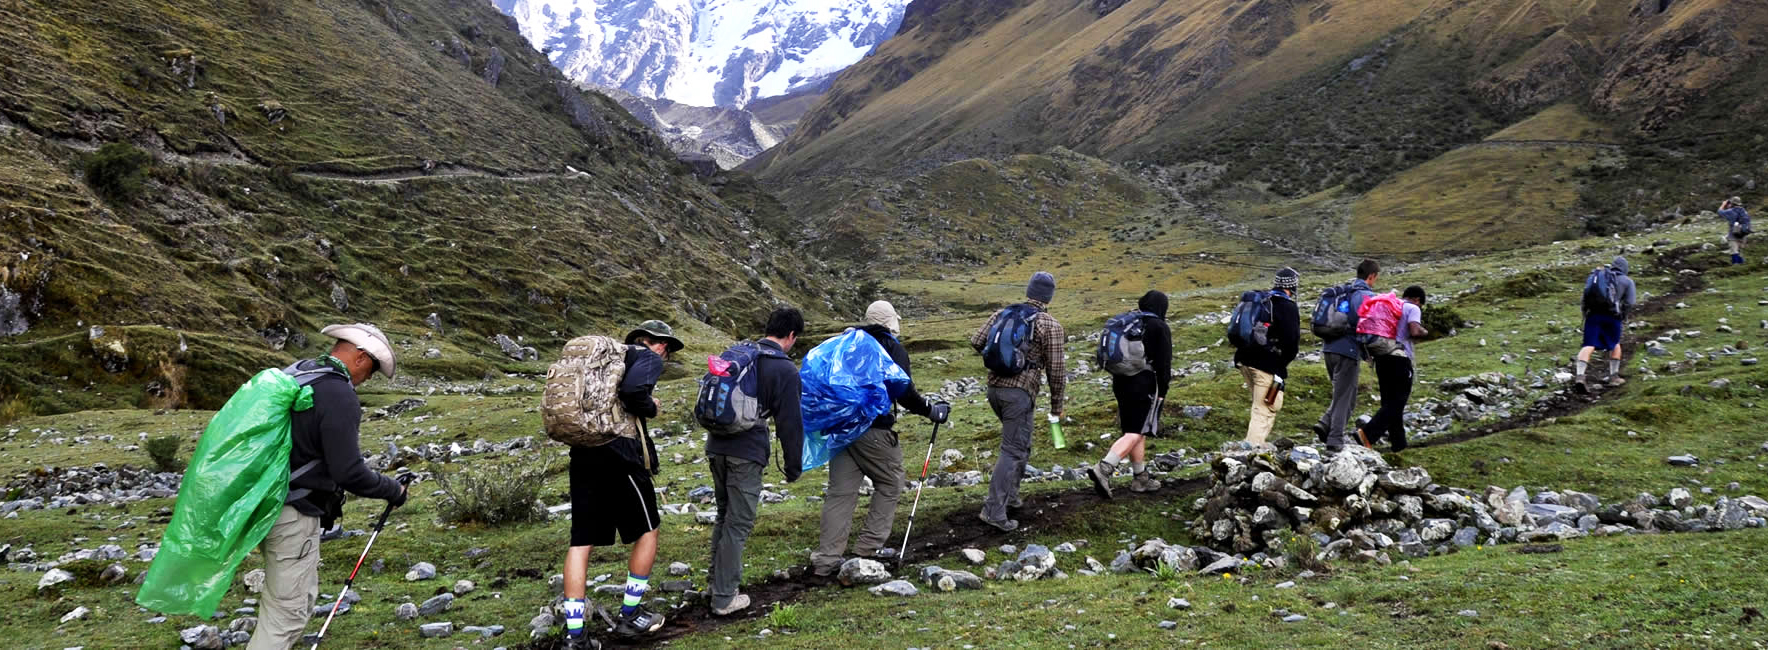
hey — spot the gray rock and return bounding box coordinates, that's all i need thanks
[1561,490,1601,513]
[1110,550,1136,574]
[1525,503,1582,525]
[528,612,555,634]
[452,579,475,594]
[1168,597,1192,610]
[180,625,223,650]
[1418,519,1456,543]
[461,625,505,638]
[418,593,453,616]
[868,580,918,597]
[1322,454,1367,493]
[37,568,74,590]
[1450,527,1478,548]
[1282,614,1307,623]
[314,602,350,617]
[1668,487,1693,509]
[837,558,890,586]
[1376,467,1431,492]
[668,561,692,576]
[1199,555,1239,575]
[418,622,453,638]
[1014,545,1056,581]
[1458,609,1479,617]
[395,603,418,620]
[1667,455,1699,467]
[1183,405,1212,419]
[1275,580,1296,589]
[1158,620,1178,630]
[695,512,718,525]
[60,606,91,623]
[405,562,437,581]
[1053,542,1077,553]
[961,549,986,565]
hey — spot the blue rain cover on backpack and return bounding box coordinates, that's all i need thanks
[981,303,1040,377]
[800,329,911,471]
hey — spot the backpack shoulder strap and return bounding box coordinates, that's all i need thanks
[284,459,322,503]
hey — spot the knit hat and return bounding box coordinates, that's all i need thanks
[864,300,902,335]
[320,323,396,379]
[1027,271,1057,303]
[1273,267,1300,290]
[1137,290,1168,319]
[1612,256,1629,275]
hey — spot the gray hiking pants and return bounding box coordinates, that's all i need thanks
[1316,351,1361,446]
[708,454,762,608]
[982,387,1035,523]
[813,427,904,571]
[247,505,321,650]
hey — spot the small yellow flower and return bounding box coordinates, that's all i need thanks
[1223,572,1233,579]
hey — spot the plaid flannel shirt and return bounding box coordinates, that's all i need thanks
[970,299,1068,413]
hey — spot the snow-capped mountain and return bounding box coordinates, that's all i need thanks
[493,0,907,108]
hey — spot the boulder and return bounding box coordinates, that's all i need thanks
[868,580,918,597]
[837,558,890,586]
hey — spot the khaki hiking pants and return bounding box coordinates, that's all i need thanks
[247,505,321,650]
[1241,366,1285,446]
[813,427,905,571]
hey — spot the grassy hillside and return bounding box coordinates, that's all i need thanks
[0,0,854,421]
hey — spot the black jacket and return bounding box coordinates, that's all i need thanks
[1233,289,1301,379]
[287,359,403,520]
[580,345,665,474]
[1138,312,1173,398]
[860,324,932,436]
[704,339,804,482]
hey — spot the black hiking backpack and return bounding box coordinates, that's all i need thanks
[694,341,783,437]
[1310,283,1360,340]
[1226,291,1275,352]
[1096,310,1151,376]
[981,304,1041,377]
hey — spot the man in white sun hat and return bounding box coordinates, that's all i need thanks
[250,323,410,650]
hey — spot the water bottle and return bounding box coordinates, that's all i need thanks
[1048,414,1066,450]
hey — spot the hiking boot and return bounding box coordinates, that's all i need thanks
[613,608,665,638]
[1389,437,1409,453]
[1572,378,1590,395]
[711,594,751,616]
[1085,462,1115,499]
[978,512,1019,532]
[1606,375,1627,387]
[1129,473,1161,493]
[811,562,840,578]
[1325,443,1344,454]
[1311,422,1328,444]
[1007,495,1024,509]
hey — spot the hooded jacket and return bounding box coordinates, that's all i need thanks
[1134,292,1174,398]
[1604,256,1639,319]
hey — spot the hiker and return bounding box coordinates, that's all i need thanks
[559,321,682,642]
[1575,256,1638,391]
[250,324,407,650]
[812,301,951,576]
[970,272,1067,531]
[1084,290,1172,498]
[705,307,805,616]
[1233,268,1301,447]
[1311,260,1380,453]
[1354,286,1428,451]
[1720,196,1752,265]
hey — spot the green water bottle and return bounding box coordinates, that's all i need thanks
[1048,414,1066,450]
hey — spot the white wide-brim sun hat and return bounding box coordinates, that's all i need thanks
[320,323,397,379]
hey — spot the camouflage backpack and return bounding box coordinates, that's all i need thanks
[541,336,642,449]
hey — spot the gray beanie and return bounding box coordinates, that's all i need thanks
[1273,267,1300,290]
[1026,271,1056,303]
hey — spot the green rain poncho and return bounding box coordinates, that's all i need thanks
[136,368,314,616]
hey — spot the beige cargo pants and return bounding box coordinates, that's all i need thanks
[1241,366,1285,445]
[246,505,321,650]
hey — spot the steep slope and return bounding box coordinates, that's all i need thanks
[495,0,907,107]
[755,0,1768,246]
[0,0,848,418]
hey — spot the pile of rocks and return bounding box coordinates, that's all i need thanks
[4,463,181,510]
[377,436,535,466]
[1191,441,1768,563]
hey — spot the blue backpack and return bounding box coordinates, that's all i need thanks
[1226,291,1275,351]
[1583,267,1622,316]
[1310,284,1359,340]
[694,341,784,437]
[1097,310,1150,376]
[981,304,1041,377]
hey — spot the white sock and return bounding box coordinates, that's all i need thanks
[1608,359,1620,377]
[1574,360,1587,378]
[1131,462,1147,475]
[1102,452,1123,466]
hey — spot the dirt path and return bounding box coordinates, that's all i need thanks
[1412,243,1714,449]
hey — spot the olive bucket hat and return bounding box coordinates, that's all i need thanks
[625,319,684,353]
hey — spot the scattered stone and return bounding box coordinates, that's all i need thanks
[180,625,223,650]
[419,622,453,638]
[1014,545,1056,581]
[38,568,74,590]
[395,603,418,621]
[1667,455,1700,467]
[1282,614,1307,623]
[837,558,890,586]
[60,606,90,623]
[960,549,986,565]
[1168,598,1191,610]
[1458,609,1479,617]
[1158,620,1178,630]
[1275,581,1296,589]
[668,561,692,576]
[405,562,437,581]
[418,593,454,616]
[868,580,918,597]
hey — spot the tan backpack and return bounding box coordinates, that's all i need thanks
[542,336,643,450]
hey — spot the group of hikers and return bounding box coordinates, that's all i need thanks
[193,197,1763,646]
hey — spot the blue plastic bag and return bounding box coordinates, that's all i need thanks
[801,329,910,471]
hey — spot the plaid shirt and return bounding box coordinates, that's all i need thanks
[970,300,1068,413]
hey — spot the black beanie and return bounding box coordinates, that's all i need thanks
[1138,290,1168,319]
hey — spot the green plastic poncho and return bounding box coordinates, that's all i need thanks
[136,368,314,616]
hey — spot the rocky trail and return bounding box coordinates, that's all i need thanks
[1413,242,1715,449]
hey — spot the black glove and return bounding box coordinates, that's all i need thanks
[928,401,951,424]
[388,485,408,508]
[388,474,414,507]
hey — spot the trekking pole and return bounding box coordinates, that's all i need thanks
[310,473,415,650]
[896,421,942,568]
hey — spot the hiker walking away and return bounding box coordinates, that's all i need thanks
[705,307,805,616]
[250,324,407,650]
[1233,268,1301,447]
[1720,196,1752,265]
[559,321,682,641]
[1311,260,1380,453]
[812,301,951,576]
[1085,290,1172,498]
[1575,256,1638,391]
[1354,286,1428,452]
[970,272,1067,531]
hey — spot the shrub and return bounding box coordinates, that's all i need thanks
[433,463,549,527]
[1275,533,1329,574]
[145,435,186,473]
[84,142,153,203]
[1420,303,1468,340]
[765,602,802,630]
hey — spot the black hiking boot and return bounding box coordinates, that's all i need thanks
[1084,462,1115,500]
[613,607,665,638]
[1311,422,1329,444]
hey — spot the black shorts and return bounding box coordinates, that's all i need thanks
[1111,373,1161,436]
[569,446,660,547]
